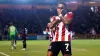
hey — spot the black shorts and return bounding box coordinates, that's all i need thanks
[48,41,72,56]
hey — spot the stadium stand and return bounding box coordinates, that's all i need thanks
[0,6,100,40]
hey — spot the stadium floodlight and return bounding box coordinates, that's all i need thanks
[45,0,57,3]
[70,1,77,3]
[88,2,96,4]
[14,0,29,3]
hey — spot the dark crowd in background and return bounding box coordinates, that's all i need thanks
[0,6,100,36]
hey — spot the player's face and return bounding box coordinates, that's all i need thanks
[57,4,64,9]
[57,4,64,11]
[57,4,64,14]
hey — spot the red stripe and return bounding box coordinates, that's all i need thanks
[68,34,71,41]
[53,16,56,21]
[61,25,65,41]
[55,27,59,41]
[66,12,73,20]
[61,35,65,41]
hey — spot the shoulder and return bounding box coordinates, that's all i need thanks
[65,12,73,16]
[64,12,73,19]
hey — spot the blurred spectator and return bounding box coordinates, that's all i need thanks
[0,6,100,35]
[0,30,2,40]
[90,27,96,39]
[3,25,9,40]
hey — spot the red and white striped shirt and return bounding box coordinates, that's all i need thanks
[52,12,73,42]
[46,23,55,38]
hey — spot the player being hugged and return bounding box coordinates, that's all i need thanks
[47,2,73,56]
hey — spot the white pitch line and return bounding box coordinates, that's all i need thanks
[4,51,45,53]
[0,52,10,56]
[72,48,88,51]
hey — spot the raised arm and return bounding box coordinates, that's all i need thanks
[59,12,73,25]
[49,17,60,29]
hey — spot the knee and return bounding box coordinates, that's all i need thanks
[47,51,53,56]
[64,54,71,56]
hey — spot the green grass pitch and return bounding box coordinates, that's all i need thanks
[0,40,100,56]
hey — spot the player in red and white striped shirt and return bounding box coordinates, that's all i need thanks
[47,2,73,56]
[46,22,55,42]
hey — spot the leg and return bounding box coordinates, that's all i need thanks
[22,37,26,50]
[13,40,16,49]
[13,35,16,49]
[47,51,59,56]
[11,40,14,49]
[61,41,72,56]
[11,39,16,49]
[23,39,26,48]
[47,42,60,56]
[47,51,53,56]
[10,35,14,49]
[47,43,53,56]
[15,37,17,45]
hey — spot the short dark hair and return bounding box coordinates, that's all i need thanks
[58,2,67,8]
[58,2,67,15]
